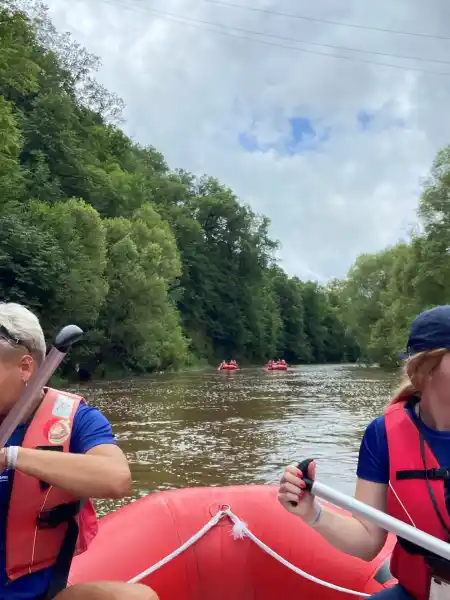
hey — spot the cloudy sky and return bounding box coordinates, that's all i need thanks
[43,0,450,281]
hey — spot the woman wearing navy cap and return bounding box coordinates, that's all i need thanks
[278,305,450,600]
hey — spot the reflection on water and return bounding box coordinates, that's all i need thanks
[69,364,399,516]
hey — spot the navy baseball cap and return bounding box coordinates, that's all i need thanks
[399,305,450,359]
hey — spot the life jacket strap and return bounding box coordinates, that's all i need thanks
[42,501,84,600]
[396,468,450,481]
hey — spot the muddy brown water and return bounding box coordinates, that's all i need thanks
[67,364,399,516]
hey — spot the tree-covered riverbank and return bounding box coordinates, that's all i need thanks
[1,1,447,377]
[337,144,450,367]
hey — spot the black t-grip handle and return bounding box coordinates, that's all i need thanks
[53,325,83,353]
[289,457,315,507]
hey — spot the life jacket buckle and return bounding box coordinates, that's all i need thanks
[430,468,450,480]
[36,502,81,529]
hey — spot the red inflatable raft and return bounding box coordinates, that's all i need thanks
[264,363,288,371]
[69,485,396,599]
[218,363,238,371]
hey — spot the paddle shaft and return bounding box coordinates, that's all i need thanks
[0,324,83,448]
[309,478,450,561]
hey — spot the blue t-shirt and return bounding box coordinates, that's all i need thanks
[357,404,450,484]
[0,402,116,600]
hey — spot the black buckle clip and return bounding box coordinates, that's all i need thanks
[429,468,450,480]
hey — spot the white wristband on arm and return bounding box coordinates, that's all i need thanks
[6,446,19,470]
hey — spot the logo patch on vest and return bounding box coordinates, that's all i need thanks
[52,394,75,419]
[47,419,71,445]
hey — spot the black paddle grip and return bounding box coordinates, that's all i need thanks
[53,325,83,353]
[289,457,315,507]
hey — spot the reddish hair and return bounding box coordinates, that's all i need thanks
[389,348,448,406]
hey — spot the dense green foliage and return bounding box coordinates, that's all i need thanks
[338,145,450,367]
[0,1,359,377]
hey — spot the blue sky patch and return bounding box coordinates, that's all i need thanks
[357,110,374,131]
[238,115,329,156]
[289,117,315,143]
[238,131,259,152]
[357,108,407,132]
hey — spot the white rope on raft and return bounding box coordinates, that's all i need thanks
[127,505,370,597]
[127,508,225,584]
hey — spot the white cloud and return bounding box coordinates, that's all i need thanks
[43,0,450,280]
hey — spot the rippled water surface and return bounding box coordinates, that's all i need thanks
[72,364,399,515]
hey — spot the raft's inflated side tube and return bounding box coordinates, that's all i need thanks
[69,485,396,600]
[220,364,238,370]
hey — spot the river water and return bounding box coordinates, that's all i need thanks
[71,364,399,516]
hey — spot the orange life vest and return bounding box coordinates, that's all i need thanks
[385,398,450,600]
[6,387,98,582]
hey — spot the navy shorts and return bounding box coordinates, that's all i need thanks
[370,584,415,599]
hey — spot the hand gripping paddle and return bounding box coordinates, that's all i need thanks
[288,457,450,562]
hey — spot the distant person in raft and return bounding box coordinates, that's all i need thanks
[0,303,158,600]
[278,305,450,600]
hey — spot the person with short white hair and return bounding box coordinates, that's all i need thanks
[0,302,158,600]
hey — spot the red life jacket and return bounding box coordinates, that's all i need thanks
[385,398,450,600]
[6,387,98,582]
